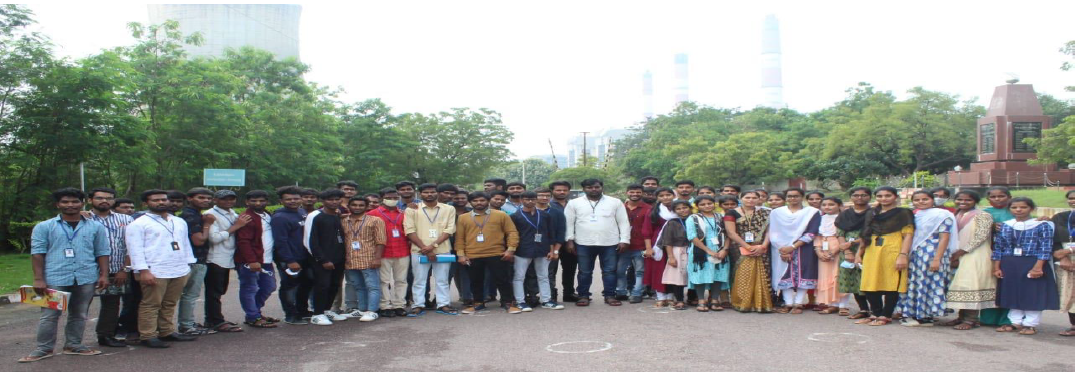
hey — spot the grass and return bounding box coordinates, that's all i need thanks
[0,254,33,294]
[1004,188,1072,208]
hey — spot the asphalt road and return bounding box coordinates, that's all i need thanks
[0,271,1073,372]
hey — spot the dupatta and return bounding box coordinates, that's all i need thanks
[912,208,959,254]
[768,205,820,292]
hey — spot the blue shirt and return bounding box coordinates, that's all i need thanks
[993,219,1054,261]
[272,207,310,264]
[30,216,109,286]
[511,208,559,258]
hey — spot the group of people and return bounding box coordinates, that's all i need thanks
[18,177,1076,363]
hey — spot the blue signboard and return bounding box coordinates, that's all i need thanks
[203,169,246,187]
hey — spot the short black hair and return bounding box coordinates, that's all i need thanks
[847,187,872,196]
[417,183,438,193]
[784,188,806,197]
[484,178,507,188]
[929,187,952,198]
[534,187,552,194]
[436,183,457,193]
[626,184,644,192]
[467,191,489,201]
[378,187,398,198]
[806,191,825,199]
[549,180,571,190]
[580,178,603,188]
[675,180,695,188]
[455,189,468,195]
[986,186,1011,197]
[52,187,86,202]
[245,190,270,200]
[697,186,716,194]
[643,187,657,194]
[640,176,660,184]
[186,187,214,198]
[395,181,416,191]
[821,197,843,206]
[491,190,510,198]
[364,193,380,200]
[140,189,168,202]
[521,191,538,199]
[113,198,135,208]
[721,184,742,193]
[320,188,346,200]
[716,195,738,205]
[955,190,982,204]
[873,186,899,197]
[277,186,303,198]
[336,180,359,189]
[506,182,526,190]
[89,187,117,199]
[1009,197,1036,209]
[348,196,368,205]
[166,190,186,200]
[300,187,319,196]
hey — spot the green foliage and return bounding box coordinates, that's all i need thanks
[898,171,939,188]
[547,167,623,192]
[850,178,882,190]
[1025,116,1075,166]
[0,254,33,293]
[490,158,557,190]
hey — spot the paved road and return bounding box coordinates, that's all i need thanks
[0,272,1073,372]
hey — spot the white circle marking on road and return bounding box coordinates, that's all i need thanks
[807,333,870,344]
[636,307,670,314]
[545,341,613,354]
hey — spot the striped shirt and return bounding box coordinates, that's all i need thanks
[342,214,387,270]
[30,216,110,286]
[88,211,134,273]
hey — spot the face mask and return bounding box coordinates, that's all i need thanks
[934,197,947,207]
[383,199,398,207]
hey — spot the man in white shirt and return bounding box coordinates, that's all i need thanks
[126,190,198,348]
[203,190,250,333]
[563,179,631,307]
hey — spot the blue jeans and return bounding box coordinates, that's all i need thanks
[177,263,207,329]
[452,262,472,301]
[576,245,618,298]
[345,269,382,312]
[237,265,277,322]
[616,250,645,297]
[32,283,96,356]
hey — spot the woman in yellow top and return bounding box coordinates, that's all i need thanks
[854,186,914,326]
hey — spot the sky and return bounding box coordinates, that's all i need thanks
[25,1,1076,160]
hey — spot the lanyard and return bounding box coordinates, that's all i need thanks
[1069,211,1075,241]
[376,208,402,226]
[57,218,83,244]
[1013,219,1030,246]
[421,205,441,225]
[213,207,236,225]
[588,196,603,217]
[700,214,718,232]
[520,209,541,230]
[348,215,368,242]
[472,212,491,230]
[256,212,271,224]
[149,214,176,239]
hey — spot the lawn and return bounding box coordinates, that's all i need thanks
[0,254,33,295]
[1004,188,1073,208]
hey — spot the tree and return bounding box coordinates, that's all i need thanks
[1026,116,1075,166]
[490,158,557,190]
[677,132,793,186]
[547,166,623,193]
[394,108,513,185]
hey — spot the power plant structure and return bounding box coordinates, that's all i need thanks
[761,14,784,109]
[642,70,655,120]
[674,53,689,105]
[147,4,301,60]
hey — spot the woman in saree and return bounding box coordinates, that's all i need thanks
[726,191,772,313]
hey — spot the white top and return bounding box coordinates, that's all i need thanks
[564,195,631,246]
[258,212,274,264]
[302,209,321,254]
[207,206,239,268]
[126,213,195,279]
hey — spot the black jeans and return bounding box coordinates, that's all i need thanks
[666,285,685,301]
[864,291,899,317]
[311,263,345,314]
[117,275,141,336]
[96,294,122,338]
[204,263,231,326]
[277,261,314,318]
[549,246,578,299]
[854,293,870,313]
[467,256,512,306]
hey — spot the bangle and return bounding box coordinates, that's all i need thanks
[898,252,908,256]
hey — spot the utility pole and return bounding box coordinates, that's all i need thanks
[580,132,589,168]
[548,138,560,171]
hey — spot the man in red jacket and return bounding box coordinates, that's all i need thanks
[235,190,279,328]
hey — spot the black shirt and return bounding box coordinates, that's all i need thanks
[180,207,209,263]
[309,212,346,265]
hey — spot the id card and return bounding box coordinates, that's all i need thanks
[477,233,485,242]
[822,241,830,251]
[64,248,75,258]
[709,237,720,245]
[875,237,884,246]
[429,229,438,239]
[744,232,755,243]
[337,235,343,244]
[1065,242,1075,251]
[1013,248,1023,256]
[351,241,361,251]
[589,214,597,222]
[392,229,401,238]
[534,233,543,243]
[171,241,181,251]
[848,237,856,242]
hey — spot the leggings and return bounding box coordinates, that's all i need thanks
[864,291,899,318]
[693,282,721,301]
[854,294,870,313]
[666,285,685,302]
[782,288,808,306]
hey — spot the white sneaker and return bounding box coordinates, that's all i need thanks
[311,314,333,326]
[342,309,363,318]
[359,312,379,322]
[325,311,347,322]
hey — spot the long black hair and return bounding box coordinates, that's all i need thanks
[650,187,677,224]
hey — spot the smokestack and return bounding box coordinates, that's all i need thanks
[761,14,783,109]
[642,70,654,120]
[674,53,689,105]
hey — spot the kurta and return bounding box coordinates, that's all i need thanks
[1052,211,1075,314]
[980,207,1014,325]
[658,218,689,286]
[685,214,730,289]
[815,213,842,305]
[994,220,1059,311]
[897,210,955,319]
[946,210,996,310]
[860,225,913,293]
[769,207,821,292]
[643,210,670,293]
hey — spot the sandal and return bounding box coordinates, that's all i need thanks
[17,352,54,363]
[1018,327,1037,335]
[953,321,979,331]
[653,300,668,309]
[604,297,622,306]
[938,318,964,327]
[244,318,278,328]
[1060,328,1075,337]
[791,305,804,314]
[436,306,459,315]
[848,311,870,320]
[575,297,591,307]
[709,302,724,311]
[996,324,1020,333]
[818,307,839,315]
[674,302,687,310]
[838,308,850,317]
[855,316,876,325]
[696,304,710,312]
[869,317,892,326]
[62,347,102,356]
[213,322,244,333]
[262,316,282,323]
[776,306,792,314]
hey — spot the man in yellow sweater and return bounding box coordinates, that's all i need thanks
[456,192,520,314]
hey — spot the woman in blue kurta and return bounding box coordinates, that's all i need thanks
[993,197,1059,335]
[898,190,958,326]
[685,196,731,312]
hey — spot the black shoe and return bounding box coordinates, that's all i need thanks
[394,308,408,317]
[160,333,196,342]
[424,301,437,310]
[563,294,579,303]
[615,295,630,301]
[125,334,141,346]
[98,336,126,348]
[629,296,643,304]
[527,298,541,308]
[381,309,397,318]
[140,338,170,348]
